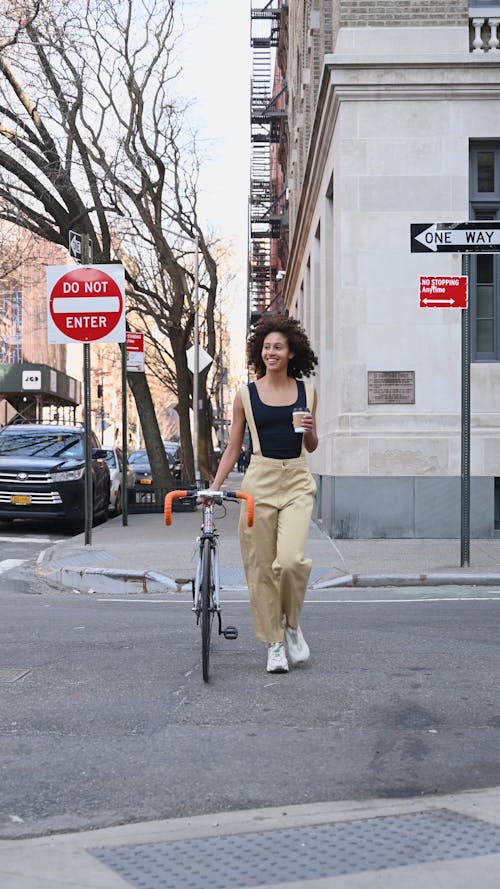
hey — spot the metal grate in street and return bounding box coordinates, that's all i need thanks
[91,808,500,889]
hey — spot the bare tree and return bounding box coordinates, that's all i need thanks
[0,0,222,483]
[0,1,40,51]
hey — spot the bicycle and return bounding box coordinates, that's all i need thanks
[164,488,254,682]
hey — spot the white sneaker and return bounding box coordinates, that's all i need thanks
[285,625,310,665]
[266,642,289,673]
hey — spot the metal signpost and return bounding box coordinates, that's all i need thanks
[47,257,125,545]
[411,222,498,566]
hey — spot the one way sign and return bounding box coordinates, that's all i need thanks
[411,221,500,253]
[69,230,93,263]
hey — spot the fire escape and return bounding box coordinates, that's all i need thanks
[249,2,288,326]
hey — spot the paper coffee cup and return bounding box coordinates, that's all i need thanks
[292,409,308,433]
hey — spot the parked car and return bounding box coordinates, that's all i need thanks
[163,440,182,477]
[0,423,110,530]
[128,448,153,484]
[103,446,136,515]
[128,445,181,484]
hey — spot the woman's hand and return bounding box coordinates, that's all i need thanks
[302,397,318,453]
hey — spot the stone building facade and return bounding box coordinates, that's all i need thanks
[280,0,500,537]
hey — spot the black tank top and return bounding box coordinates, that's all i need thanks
[248,379,306,459]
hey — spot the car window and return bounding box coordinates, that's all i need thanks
[0,430,84,459]
[105,450,118,469]
[129,450,148,463]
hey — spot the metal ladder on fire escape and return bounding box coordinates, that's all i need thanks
[249,2,287,326]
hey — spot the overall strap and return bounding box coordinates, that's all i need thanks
[302,380,315,455]
[239,383,262,455]
[304,380,314,411]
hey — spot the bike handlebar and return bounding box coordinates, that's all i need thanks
[164,489,254,527]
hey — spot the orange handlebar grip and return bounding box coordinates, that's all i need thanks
[237,491,254,527]
[164,490,188,525]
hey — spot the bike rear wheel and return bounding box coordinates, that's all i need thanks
[200,537,214,682]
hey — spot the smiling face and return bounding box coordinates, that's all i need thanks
[261,330,294,375]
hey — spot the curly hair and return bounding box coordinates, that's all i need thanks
[247,315,318,378]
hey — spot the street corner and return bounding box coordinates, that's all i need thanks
[310,565,354,589]
[35,542,62,582]
[35,548,181,595]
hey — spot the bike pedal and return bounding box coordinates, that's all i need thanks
[223,625,239,640]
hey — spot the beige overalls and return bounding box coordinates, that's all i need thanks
[238,381,317,643]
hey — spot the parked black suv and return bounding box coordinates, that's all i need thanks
[0,424,110,529]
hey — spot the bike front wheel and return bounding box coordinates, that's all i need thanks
[200,537,215,682]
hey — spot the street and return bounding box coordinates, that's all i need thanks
[1,555,500,840]
[0,521,69,596]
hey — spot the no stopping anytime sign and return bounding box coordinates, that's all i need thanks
[46,265,126,343]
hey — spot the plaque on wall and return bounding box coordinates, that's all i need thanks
[368,371,415,405]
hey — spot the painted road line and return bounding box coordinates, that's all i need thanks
[0,559,27,573]
[0,536,65,544]
[97,596,500,605]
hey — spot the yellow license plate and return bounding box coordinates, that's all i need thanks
[139,479,152,485]
[11,494,31,505]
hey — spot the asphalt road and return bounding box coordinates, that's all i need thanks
[1,568,500,840]
[0,520,68,595]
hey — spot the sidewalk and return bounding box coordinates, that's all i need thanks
[36,473,500,596]
[2,788,500,888]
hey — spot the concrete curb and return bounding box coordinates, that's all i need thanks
[313,572,500,589]
[35,547,500,596]
[35,548,179,594]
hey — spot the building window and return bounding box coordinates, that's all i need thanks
[477,151,495,192]
[470,144,500,360]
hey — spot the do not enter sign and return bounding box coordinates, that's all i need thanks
[47,265,126,343]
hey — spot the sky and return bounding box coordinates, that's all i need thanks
[177,0,251,376]
[66,1,251,390]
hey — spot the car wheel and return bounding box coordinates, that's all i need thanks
[113,486,122,516]
[101,486,110,522]
[93,485,109,525]
[69,517,85,534]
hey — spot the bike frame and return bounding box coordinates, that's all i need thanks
[193,501,221,626]
[164,488,254,681]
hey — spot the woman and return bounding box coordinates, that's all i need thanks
[212,315,318,673]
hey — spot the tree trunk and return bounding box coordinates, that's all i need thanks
[199,367,215,480]
[126,370,173,488]
[171,332,195,482]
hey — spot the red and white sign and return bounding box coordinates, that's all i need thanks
[46,265,126,343]
[419,275,468,309]
[126,332,145,373]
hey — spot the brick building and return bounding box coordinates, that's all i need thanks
[0,235,81,424]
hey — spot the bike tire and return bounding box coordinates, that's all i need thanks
[200,538,214,682]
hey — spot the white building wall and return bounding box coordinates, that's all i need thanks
[286,21,500,536]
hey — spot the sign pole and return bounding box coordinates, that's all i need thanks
[47,255,126,544]
[461,254,471,566]
[83,341,93,546]
[121,341,128,526]
[82,236,93,546]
